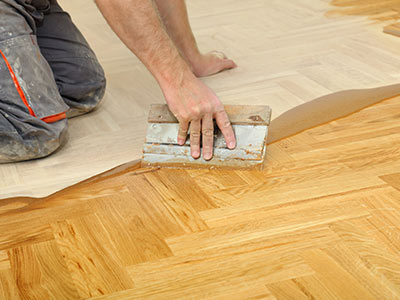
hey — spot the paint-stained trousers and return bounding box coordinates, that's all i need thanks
[0,0,106,163]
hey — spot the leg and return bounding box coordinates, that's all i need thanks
[0,1,68,163]
[36,1,106,118]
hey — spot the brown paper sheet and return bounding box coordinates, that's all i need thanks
[268,84,400,144]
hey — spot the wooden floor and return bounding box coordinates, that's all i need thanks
[329,0,400,36]
[1,94,400,299]
[3,0,400,199]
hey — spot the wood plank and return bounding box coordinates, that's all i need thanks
[143,171,210,232]
[267,279,317,300]
[0,223,54,251]
[300,249,376,300]
[0,269,21,300]
[8,240,79,300]
[360,187,400,254]
[0,251,10,271]
[199,189,370,230]
[51,217,134,299]
[323,242,400,299]
[167,225,340,258]
[188,169,249,195]
[380,172,400,191]
[123,253,312,300]
[123,174,188,238]
[145,169,217,211]
[290,275,338,300]
[88,282,277,300]
[91,195,174,266]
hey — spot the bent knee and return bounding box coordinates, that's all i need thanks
[55,57,106,118]
[0,118,68,163]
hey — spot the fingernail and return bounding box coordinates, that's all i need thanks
[204,153,212,161]
[228,141,236,149]
[192,150,200,158]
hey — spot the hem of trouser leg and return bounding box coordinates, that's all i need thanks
[0,48,37,117]
[41,111,67,123]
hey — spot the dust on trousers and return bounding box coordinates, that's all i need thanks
[0,0,106,163]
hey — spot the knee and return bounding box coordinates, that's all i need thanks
[84,67,106,109]
[78,57,106,103]
[0,118,68,163]
[56,57,107,117]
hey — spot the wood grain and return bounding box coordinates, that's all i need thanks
[9,240,79,300]
[0,91,400,298]
[0,251,9,271]
[0,269,20,300]
[51,217,134,299]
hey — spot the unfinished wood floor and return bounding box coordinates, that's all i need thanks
[3,0,400,199]
[1,95,400,299]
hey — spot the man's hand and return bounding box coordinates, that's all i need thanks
[191,51,237,77]
[162,73,236,160]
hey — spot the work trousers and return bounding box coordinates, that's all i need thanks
[0,0,106,163]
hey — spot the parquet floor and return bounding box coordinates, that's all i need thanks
[1,95,400,299]
[3,0,400,199]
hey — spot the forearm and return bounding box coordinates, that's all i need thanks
[95,0,194,88]
[154,0,200,67]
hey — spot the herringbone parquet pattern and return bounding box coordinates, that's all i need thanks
[3,0,400,199]
[1,95,400,299]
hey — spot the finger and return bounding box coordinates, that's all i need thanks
[215,110,236,149]
[177,120,189,145]
[190,119,201,159]
[202,114,214,160]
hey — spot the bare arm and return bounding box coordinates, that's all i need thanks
[95,0,236,160]
[154,0,199,67]
[155,0,237,77]
[95,0,188,88]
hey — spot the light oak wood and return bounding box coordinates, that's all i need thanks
[0,269,20,300]
[9,240,79,300]
[0,251,9,271]
[0,93,399,299]
[2,0,400,198]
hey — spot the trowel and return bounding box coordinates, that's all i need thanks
[142,104,271,170]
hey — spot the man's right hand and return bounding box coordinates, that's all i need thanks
[161,74,236,161]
